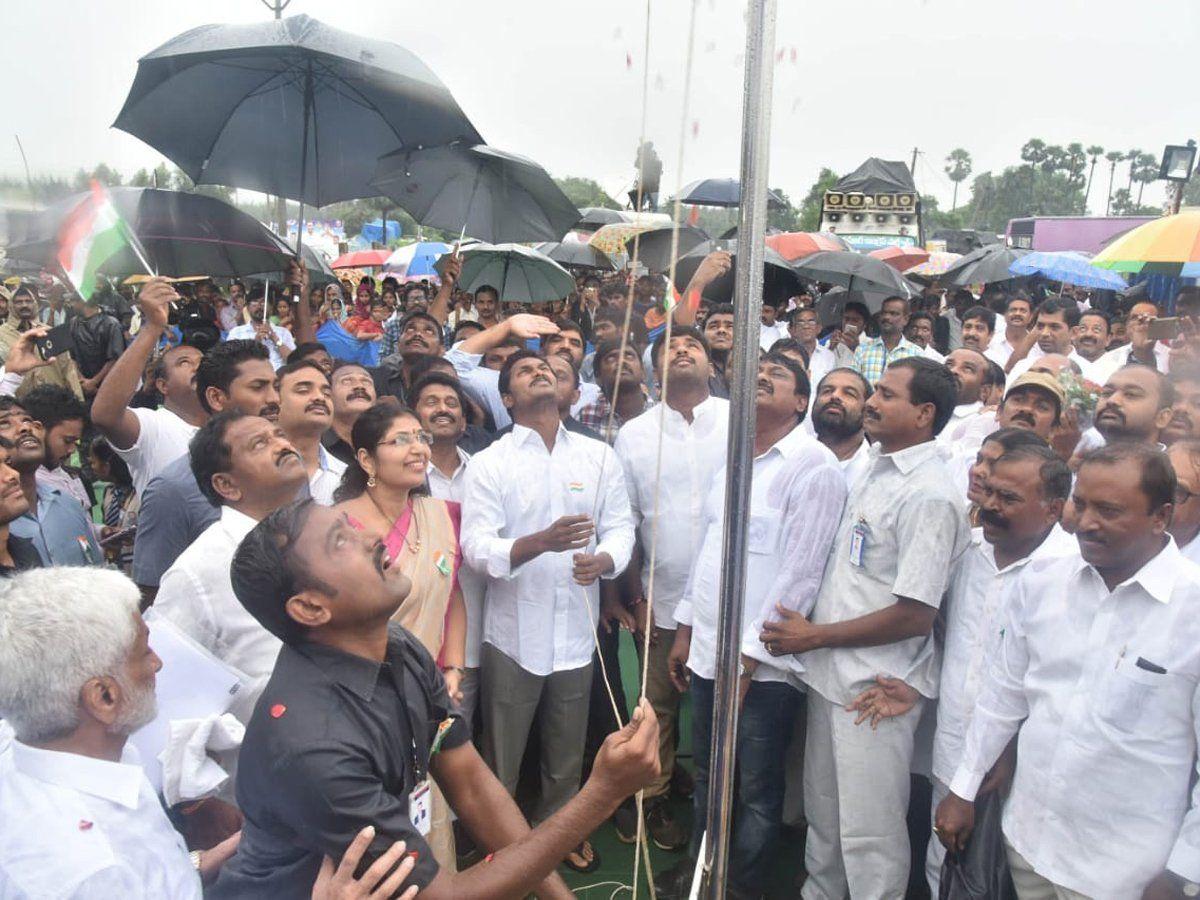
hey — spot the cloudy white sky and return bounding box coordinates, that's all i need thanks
[1,0,1196,212]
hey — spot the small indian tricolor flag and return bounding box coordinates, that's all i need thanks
[434,551,452,577]
[569,481,585,493]
[56,181,134,301]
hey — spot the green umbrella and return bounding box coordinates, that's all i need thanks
[441,243,575,303]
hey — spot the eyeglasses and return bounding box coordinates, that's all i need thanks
[377,430,432,449]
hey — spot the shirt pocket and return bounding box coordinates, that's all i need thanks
[1096,657,1191,734]
[747,514,779,555]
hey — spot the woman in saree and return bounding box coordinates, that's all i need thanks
[333,401,467,872]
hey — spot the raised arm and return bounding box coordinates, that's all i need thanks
[673,249,731,327]
[287,257,315,345]
[424,700,659,900]
[427,255,461,326]
[455,313,558,357]
[91,277,178,450]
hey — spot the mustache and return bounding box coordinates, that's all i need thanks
[259,402,281,419]
[756,378,773,394]
[1010,411,1036,427]
[864,407,881,421]
[1096,404,1125,423]
[346,388,373,402]
[979,508,1008,530]
[274,447,301,467]
[304,400,331,415]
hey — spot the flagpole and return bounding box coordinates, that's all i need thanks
[701,1,776,896]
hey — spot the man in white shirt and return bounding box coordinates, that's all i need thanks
[767,356,970,898]
[0,567,237,897]
[668,353,846,897]
[410,370,486,724]
[961,306,1010,369]
[941,348,992,447]
[987,294,1033,368]
[462,349,634,870]
[789,306,837,391]
[610,325,728,850]
[1007,298,1100,383]
[225,287,295,370]
[811,367,872,489]
[1072,308,1111,368]
[91,278,207,496]
[905,311,946,363]
[922,443,1074,892]
[759,301,790,352]
[937,444,1200,899]
[275,359,346,506]
[1091,300,1171,384]
[153,412,309,726]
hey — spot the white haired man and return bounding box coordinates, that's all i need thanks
[0,567,233,896]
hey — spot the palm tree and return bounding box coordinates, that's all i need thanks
[1083,145,1104,213]
[1134,153,1160,208]
[1125,149,1142,195]
[944,148,973,211]
[1105,150,1124,215]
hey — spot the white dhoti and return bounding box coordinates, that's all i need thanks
[801,689,924,899]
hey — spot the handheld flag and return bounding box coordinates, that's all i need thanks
[56,181,149,300]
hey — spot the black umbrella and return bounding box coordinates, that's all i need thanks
[671,239,803,306]
[671,177,785,209]
[575,207,630,230]
[247,242,338,287]
[628,224,710,273]
[113,14,482,250]
[791,251,919,300]
[372,143,578,243]
[4,188,296,278]
[533,242,619,272]
[940,244,1030,287]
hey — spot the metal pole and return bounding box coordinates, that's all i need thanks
[701,1,776,897]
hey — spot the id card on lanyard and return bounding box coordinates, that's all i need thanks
[849,518,870,567]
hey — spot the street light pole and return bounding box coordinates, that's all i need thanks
[700,0,776,897]
[263,0,293,235]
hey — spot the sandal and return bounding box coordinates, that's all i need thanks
[562,839,601,874]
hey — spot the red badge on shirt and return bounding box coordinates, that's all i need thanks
[78,820,93,831]
[270,703,287,719]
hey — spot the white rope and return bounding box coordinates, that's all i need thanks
[631,3,699,899]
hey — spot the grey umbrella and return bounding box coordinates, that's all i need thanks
[670,177,785,209]
[533,242,619,272]
[113,14,482,251]
[791,251,920,302]
[940,244,1030,286]
[247,242,338,287]
[575,207,631,230]
[4,188,296,278]
[671,240,803,305]
[372,143,578,243]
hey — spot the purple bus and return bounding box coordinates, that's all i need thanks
[1006,216,1157,255]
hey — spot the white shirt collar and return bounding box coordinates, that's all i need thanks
[870,438,941,474]
[1075,536,1182,604]
[760,421,810,460]
[511,420,569,450]
[953,401,983,418]
[219,505,260,538]
[11,741,144,810]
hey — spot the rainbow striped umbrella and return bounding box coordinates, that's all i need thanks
[905,250,961,278]
[1092,212,1200,277]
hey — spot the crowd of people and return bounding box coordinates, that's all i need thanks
[1,244,1199,900]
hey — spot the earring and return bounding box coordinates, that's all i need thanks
[367,473,377,488]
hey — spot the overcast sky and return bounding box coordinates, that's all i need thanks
[2,0,1196,213]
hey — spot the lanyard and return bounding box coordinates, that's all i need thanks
[385,660,429,784]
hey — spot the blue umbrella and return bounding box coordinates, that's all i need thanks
[383,241,452,280]
[1008,251,1127,291]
